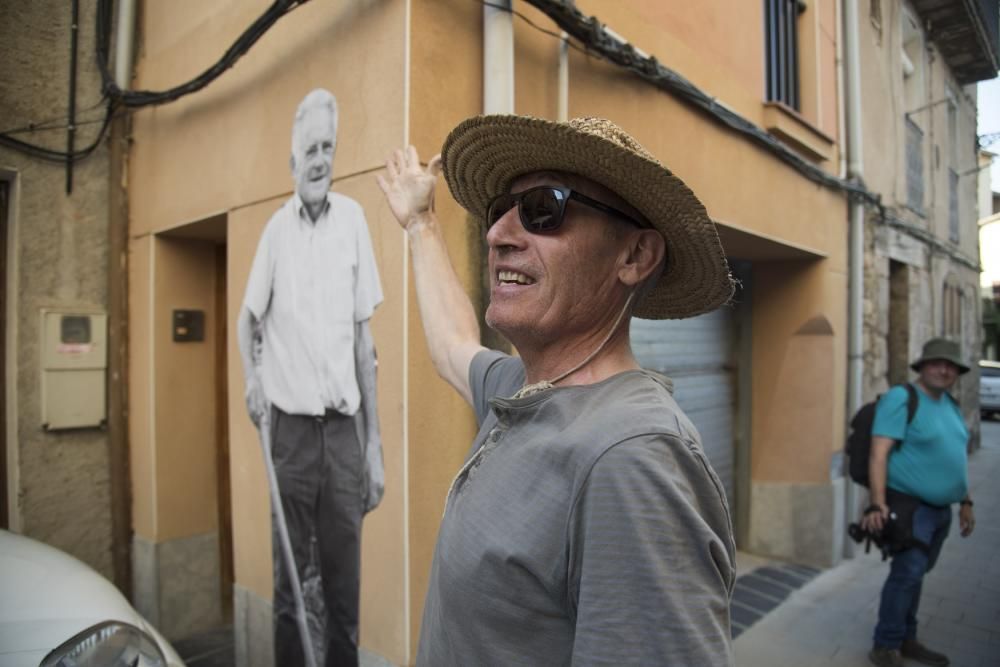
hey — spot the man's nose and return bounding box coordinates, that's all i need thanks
[486,206,528,250]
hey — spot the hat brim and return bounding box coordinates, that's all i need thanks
[910,358,971,375]
[441,115,733,320]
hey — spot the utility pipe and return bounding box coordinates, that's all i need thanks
[844,0,865,559]
[835,0,847,179]
[114,0,136,89]
[66,0,80,194]
[484,0,514,113]
[107,0,136,598]
[558,31,569,121]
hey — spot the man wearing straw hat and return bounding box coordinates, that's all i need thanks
[378,115,735,665]
[861,338,976,667]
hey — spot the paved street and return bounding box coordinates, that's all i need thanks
[735,419,1000,667]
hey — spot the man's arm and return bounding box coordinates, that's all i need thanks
[376,146,484,404]
[862,436,895,533]
[237,305,267,428]
[355,319,384,513]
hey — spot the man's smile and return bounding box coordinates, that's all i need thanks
[497,270,535,286]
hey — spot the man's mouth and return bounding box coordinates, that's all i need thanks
[497,270,535,286]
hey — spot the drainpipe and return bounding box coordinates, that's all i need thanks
[844,0,865,559]
[835,0,847,180]
[483,1,514,114]
[107,0,136,595]
[478,1,516,351]
[558,31,569,121]
[114,0,136,88]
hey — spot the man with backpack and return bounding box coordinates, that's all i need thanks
[860,338,976,667]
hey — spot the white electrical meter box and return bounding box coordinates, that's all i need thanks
[40,309,107,430]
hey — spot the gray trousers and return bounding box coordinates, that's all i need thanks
[270,406,363,667]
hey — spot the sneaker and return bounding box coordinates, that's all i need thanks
[901,639,950,666]
[868,646,903,667]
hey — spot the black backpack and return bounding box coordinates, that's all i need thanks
[846,383,918,487]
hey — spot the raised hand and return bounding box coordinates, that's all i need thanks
[376,146,443,230]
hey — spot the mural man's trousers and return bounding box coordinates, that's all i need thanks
[270,406,363,667]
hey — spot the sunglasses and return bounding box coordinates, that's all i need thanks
[486,185,644,234]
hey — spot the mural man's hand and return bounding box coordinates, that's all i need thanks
[376,146,442,230]
[245,378,268,430]
[364,445,385,514]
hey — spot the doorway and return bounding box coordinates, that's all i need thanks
[157,215,233,626]
[888,260,910,386]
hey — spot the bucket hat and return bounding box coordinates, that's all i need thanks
[440,114,734,320]
[910,338,970,374]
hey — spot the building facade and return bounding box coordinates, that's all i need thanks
[857,0,998,450]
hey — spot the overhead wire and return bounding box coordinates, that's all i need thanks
[1,0,312,162]
[96,0,312,108]
[514,0,882,209]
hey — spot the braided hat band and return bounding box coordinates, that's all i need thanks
[441,114,734,320]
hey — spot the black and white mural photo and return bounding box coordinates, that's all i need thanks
[237,88,384,667]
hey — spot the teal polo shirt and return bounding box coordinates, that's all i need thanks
[872,384,968,507]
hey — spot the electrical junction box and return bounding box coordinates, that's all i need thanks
[40,309,107,430]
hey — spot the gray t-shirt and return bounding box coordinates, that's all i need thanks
[417,350,736,666]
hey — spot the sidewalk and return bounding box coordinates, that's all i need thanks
[734,420,1000,667]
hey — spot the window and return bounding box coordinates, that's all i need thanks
[902,9,926,214]
[905,117,924,212]
[942,279,962,338]
[947,90,959,243]
[765,0,805,110]
[948,168,959,243]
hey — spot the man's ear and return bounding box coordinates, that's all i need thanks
[289,154,296,176]
[618,229,666,287]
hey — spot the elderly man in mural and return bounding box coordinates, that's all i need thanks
[861,338,975,667]
[238,88,383,667]
[377,116,736,665]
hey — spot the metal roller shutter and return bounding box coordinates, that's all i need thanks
[631,308,736,503]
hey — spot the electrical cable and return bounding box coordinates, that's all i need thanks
[515,0,882,208]
[480,0,590,57]
[1,0,311,162]
[0,96,110,136]
[0,1,117,163]
[0,105,116,163]
[96,0,312,108]
[497,0,980,270]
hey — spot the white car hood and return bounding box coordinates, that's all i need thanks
[0,530,183,666]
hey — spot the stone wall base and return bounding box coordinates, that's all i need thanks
[234,583,274,667]
[132,532,223,640]
[233,584,396,666]
[748,477,846,568]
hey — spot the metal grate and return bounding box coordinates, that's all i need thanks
[765,0,802,110]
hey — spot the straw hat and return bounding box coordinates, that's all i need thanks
[440,114,734,320]
[910,338,971,374]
